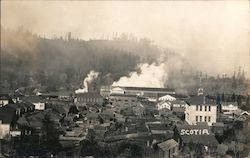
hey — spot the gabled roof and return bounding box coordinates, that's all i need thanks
[158,139,178,151]
[0,105,16,124]
[176,124,218,147]
[186,95,215,105]
[171,100,186,105]
[221,102,238,107]
[159,95,176,101]
[0,95,9,100]
[21,96,45,103]
[86,112,99,119]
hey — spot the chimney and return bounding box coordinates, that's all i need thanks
[203,96,206,104]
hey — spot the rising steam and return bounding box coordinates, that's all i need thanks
[112,63,167,88]
[75,70,99,94]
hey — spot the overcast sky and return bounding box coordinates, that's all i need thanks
[1,1,249,76]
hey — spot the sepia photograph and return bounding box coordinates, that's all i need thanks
[0,1,250,157]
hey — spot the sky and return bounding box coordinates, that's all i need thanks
[1,1,249,76]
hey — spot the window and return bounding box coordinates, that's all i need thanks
[204,116,207,122]
[208,116,211,122]
[200,105,202,111]
[208,106,211,111]
[196,105,199,111]
[205,106,207,111]
[200,116,202,122]
[196,116,198,122]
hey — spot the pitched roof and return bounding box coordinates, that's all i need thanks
[176,124,218,147]
[186,95,215,105]
[158,139,178,151]
[0,105,16,124]
[0,95,9,100]
[21,96,45,103]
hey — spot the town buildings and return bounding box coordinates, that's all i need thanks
[221,102,238,115]
[157,139,179,158]
[100,86,175,100]
[185,94,217,126]
[174,124,219,157]
[109,93,138,107]
[74,92,103,108]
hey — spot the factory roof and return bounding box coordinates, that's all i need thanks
[121,86,175,92]
[75,92,102,98]
[110,93,137,97]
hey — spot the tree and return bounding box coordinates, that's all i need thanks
[237,95,242,106]
[247,96,249,106]
[231,93,236,102]
[41,113,62,153]
[221,93,225,102]
[216,93,221,104]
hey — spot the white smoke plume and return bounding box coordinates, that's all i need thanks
[75,70,99,94]
[112,63,167,88]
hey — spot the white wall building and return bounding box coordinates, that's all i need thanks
[185,95,217,126]
[158,95,176,102]
[157,101,171,110]
[0,121,10,139]
[0,96,9,107]
[33,102,46,110]
[221,102,238,115]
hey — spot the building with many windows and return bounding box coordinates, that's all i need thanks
[185,94,217,126]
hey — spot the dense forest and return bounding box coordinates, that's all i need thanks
[1,27,249,95]
[1,27,160,92]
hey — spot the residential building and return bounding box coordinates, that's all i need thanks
[0,95,10,107]
[0,105,18,138]
[21,96,46,110]
[185,95,217,126]
[221,102,238,115]
[174,124,219,156]
[171,100,186,108]
[157,139,179,158]
[158,95,176,102]
[157,101,171,110]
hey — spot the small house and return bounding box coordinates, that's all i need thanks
[157,139,179,158]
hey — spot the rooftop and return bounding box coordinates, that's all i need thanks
[75,92,102,98]
[0,105,16,124]
[186,95,215,105]
[157,139,178,151]
[122,86,175,92]
[176,124,218,147]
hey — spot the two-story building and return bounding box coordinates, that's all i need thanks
[74,93,103,108]
[109,93,138,107]
[185,94,217,126]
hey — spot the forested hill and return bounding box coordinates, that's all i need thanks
[1,28,163,92]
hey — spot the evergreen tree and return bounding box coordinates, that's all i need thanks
[237,95,242,106]
[221,93,225,102]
